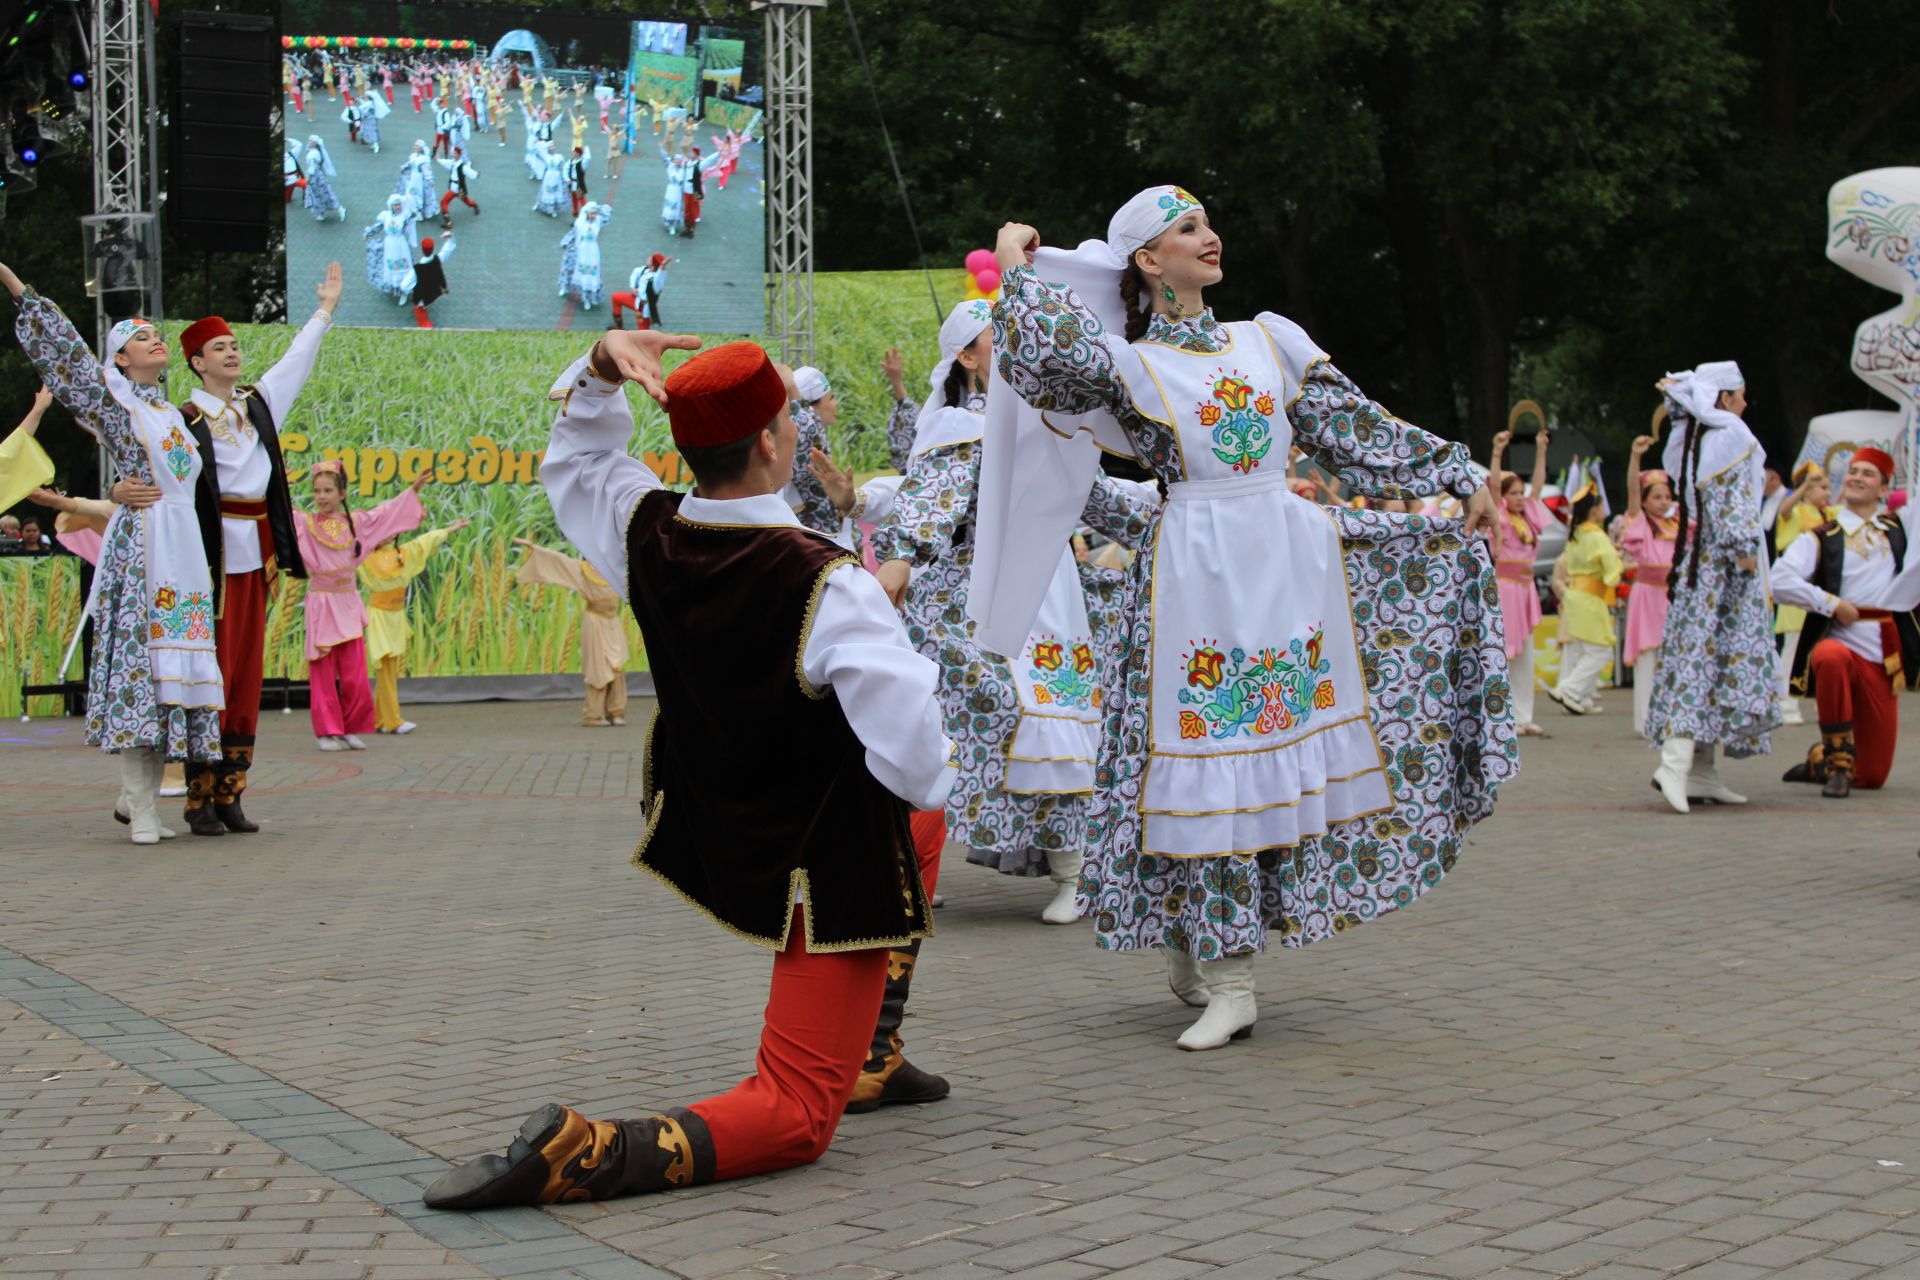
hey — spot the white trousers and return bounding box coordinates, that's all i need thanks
[1511,644,1537,727]
[1558,639,1611,707]
[1777,629,1802,697]
[1633,647,1659,738]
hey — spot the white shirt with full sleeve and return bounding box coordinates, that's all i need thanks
[191,308,333,573]
[1772,504,1920,666]
[540,351,957,811]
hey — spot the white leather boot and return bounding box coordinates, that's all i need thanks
[120,749,162,846]
[1166,951,1209,1008]
[1688,743,1748,805]
[1041,850,1081,925]
[1651,737,1694,814]
[1176,954,1257,1051]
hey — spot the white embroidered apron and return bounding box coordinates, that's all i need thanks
[1127,322,1389,856]
[116,394,224,710]
[1003,546,1099,795]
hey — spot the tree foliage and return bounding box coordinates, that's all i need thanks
[814,0,1920,476]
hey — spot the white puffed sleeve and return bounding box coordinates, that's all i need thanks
[538,351,663,599]
[801,563,957,810]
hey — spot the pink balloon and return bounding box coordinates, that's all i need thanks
[974,266,1001,294]
[964,248,995,275]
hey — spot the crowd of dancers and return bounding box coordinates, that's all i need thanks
[283,50,754,327]
[6,179,1915,1221]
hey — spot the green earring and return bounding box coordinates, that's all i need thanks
[1160,281,1182,318]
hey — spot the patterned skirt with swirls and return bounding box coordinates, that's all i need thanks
[1642,482,1777,757]
[1077,508,1517,956]
[902,552,1087,873]
[84,510,223,761]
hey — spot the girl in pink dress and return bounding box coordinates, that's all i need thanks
[1616,433,1679,737]
[295,461,434,750]
[1489,428,1553,736]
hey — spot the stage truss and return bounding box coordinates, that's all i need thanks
[759,0,821,367]
[88,0,162,340]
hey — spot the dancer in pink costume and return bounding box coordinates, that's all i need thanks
[293,461,436,751]
[1487,427,1553,736]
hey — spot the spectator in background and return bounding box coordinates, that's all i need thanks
[18,516,50,551]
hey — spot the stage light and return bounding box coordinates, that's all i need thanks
[66,68,82,86]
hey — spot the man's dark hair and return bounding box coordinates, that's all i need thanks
[679,424,770,489]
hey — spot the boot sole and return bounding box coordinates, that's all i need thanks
[1177,1026,1254,1052]
[843,1088,950,1115]
[421,1103,569,1211]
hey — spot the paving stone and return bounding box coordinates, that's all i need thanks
[5,704,1919,1279]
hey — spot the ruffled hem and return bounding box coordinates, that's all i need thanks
[1142,712,1391,856]
[150,645,225,710]
[1003,709,1098,795]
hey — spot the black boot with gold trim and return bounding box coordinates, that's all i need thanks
[845,940,950,1115]
[1781,730,1835,785]
[182,762,226,837]
[421,1102,715,1210]
[1821,729,1856,799]
[214,737,259,833]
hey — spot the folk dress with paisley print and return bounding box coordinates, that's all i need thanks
[871,392,1155,876]
[13,292,224,760]
[995,264,1516,957]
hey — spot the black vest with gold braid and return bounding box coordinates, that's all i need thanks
[624,489,933,952]
[1789,511,1920,694]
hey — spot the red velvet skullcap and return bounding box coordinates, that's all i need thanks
[663,341,788,449]
[180,315,233,359]
[420,236,436,255]
[1853,446,1895,482]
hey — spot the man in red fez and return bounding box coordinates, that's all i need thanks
[423,328,957,1211]
[1775,446,1920,796]
[110,263,345,836]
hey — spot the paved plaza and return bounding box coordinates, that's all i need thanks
[3,698,1919,1279]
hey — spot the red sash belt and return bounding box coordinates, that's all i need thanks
[1495,561,1533,584]
[1856,608,1904,682]
[219,496,279,578]
[1635,565,1668,589]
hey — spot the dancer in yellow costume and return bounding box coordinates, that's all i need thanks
[513,536,632,726]
[359,519,467,734]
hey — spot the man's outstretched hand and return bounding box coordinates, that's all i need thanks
[598,328,702,406]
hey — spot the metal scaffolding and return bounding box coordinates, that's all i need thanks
[759,0,821,367]
[87,0,162,341]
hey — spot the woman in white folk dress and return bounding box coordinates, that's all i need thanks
[979,187,1515,1049]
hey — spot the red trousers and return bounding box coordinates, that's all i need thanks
[677,812,943,1182]
[610,292,651,327]
[1809,638,1898,788]
[309,635,376,737]
[217,569,268,741]
[570,191,587,216]
[439,189,478,215]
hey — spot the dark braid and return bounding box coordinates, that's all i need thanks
[1670,418,1705,589]
[942,358,972,409]
[1121,264,1149,342]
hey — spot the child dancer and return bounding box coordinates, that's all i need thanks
[512,536,630,726]
[1488,428,1552,736]
[359,518,467,735]
[295,462,433,750]
[1547,479,1623,715]
[1617,434,1678,736]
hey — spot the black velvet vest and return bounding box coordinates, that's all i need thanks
[624,489,933,952]
[1789,512,1920,694]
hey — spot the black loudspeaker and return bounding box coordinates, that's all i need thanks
[166,12,277,252]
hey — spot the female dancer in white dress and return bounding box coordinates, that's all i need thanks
[1,263,224,845]
[396,140,437,218]
[301,135,344,222]
[979,187,1514,1048]
[557,201,612,309]
[362,194,418,304]
[873,300,1158,924]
